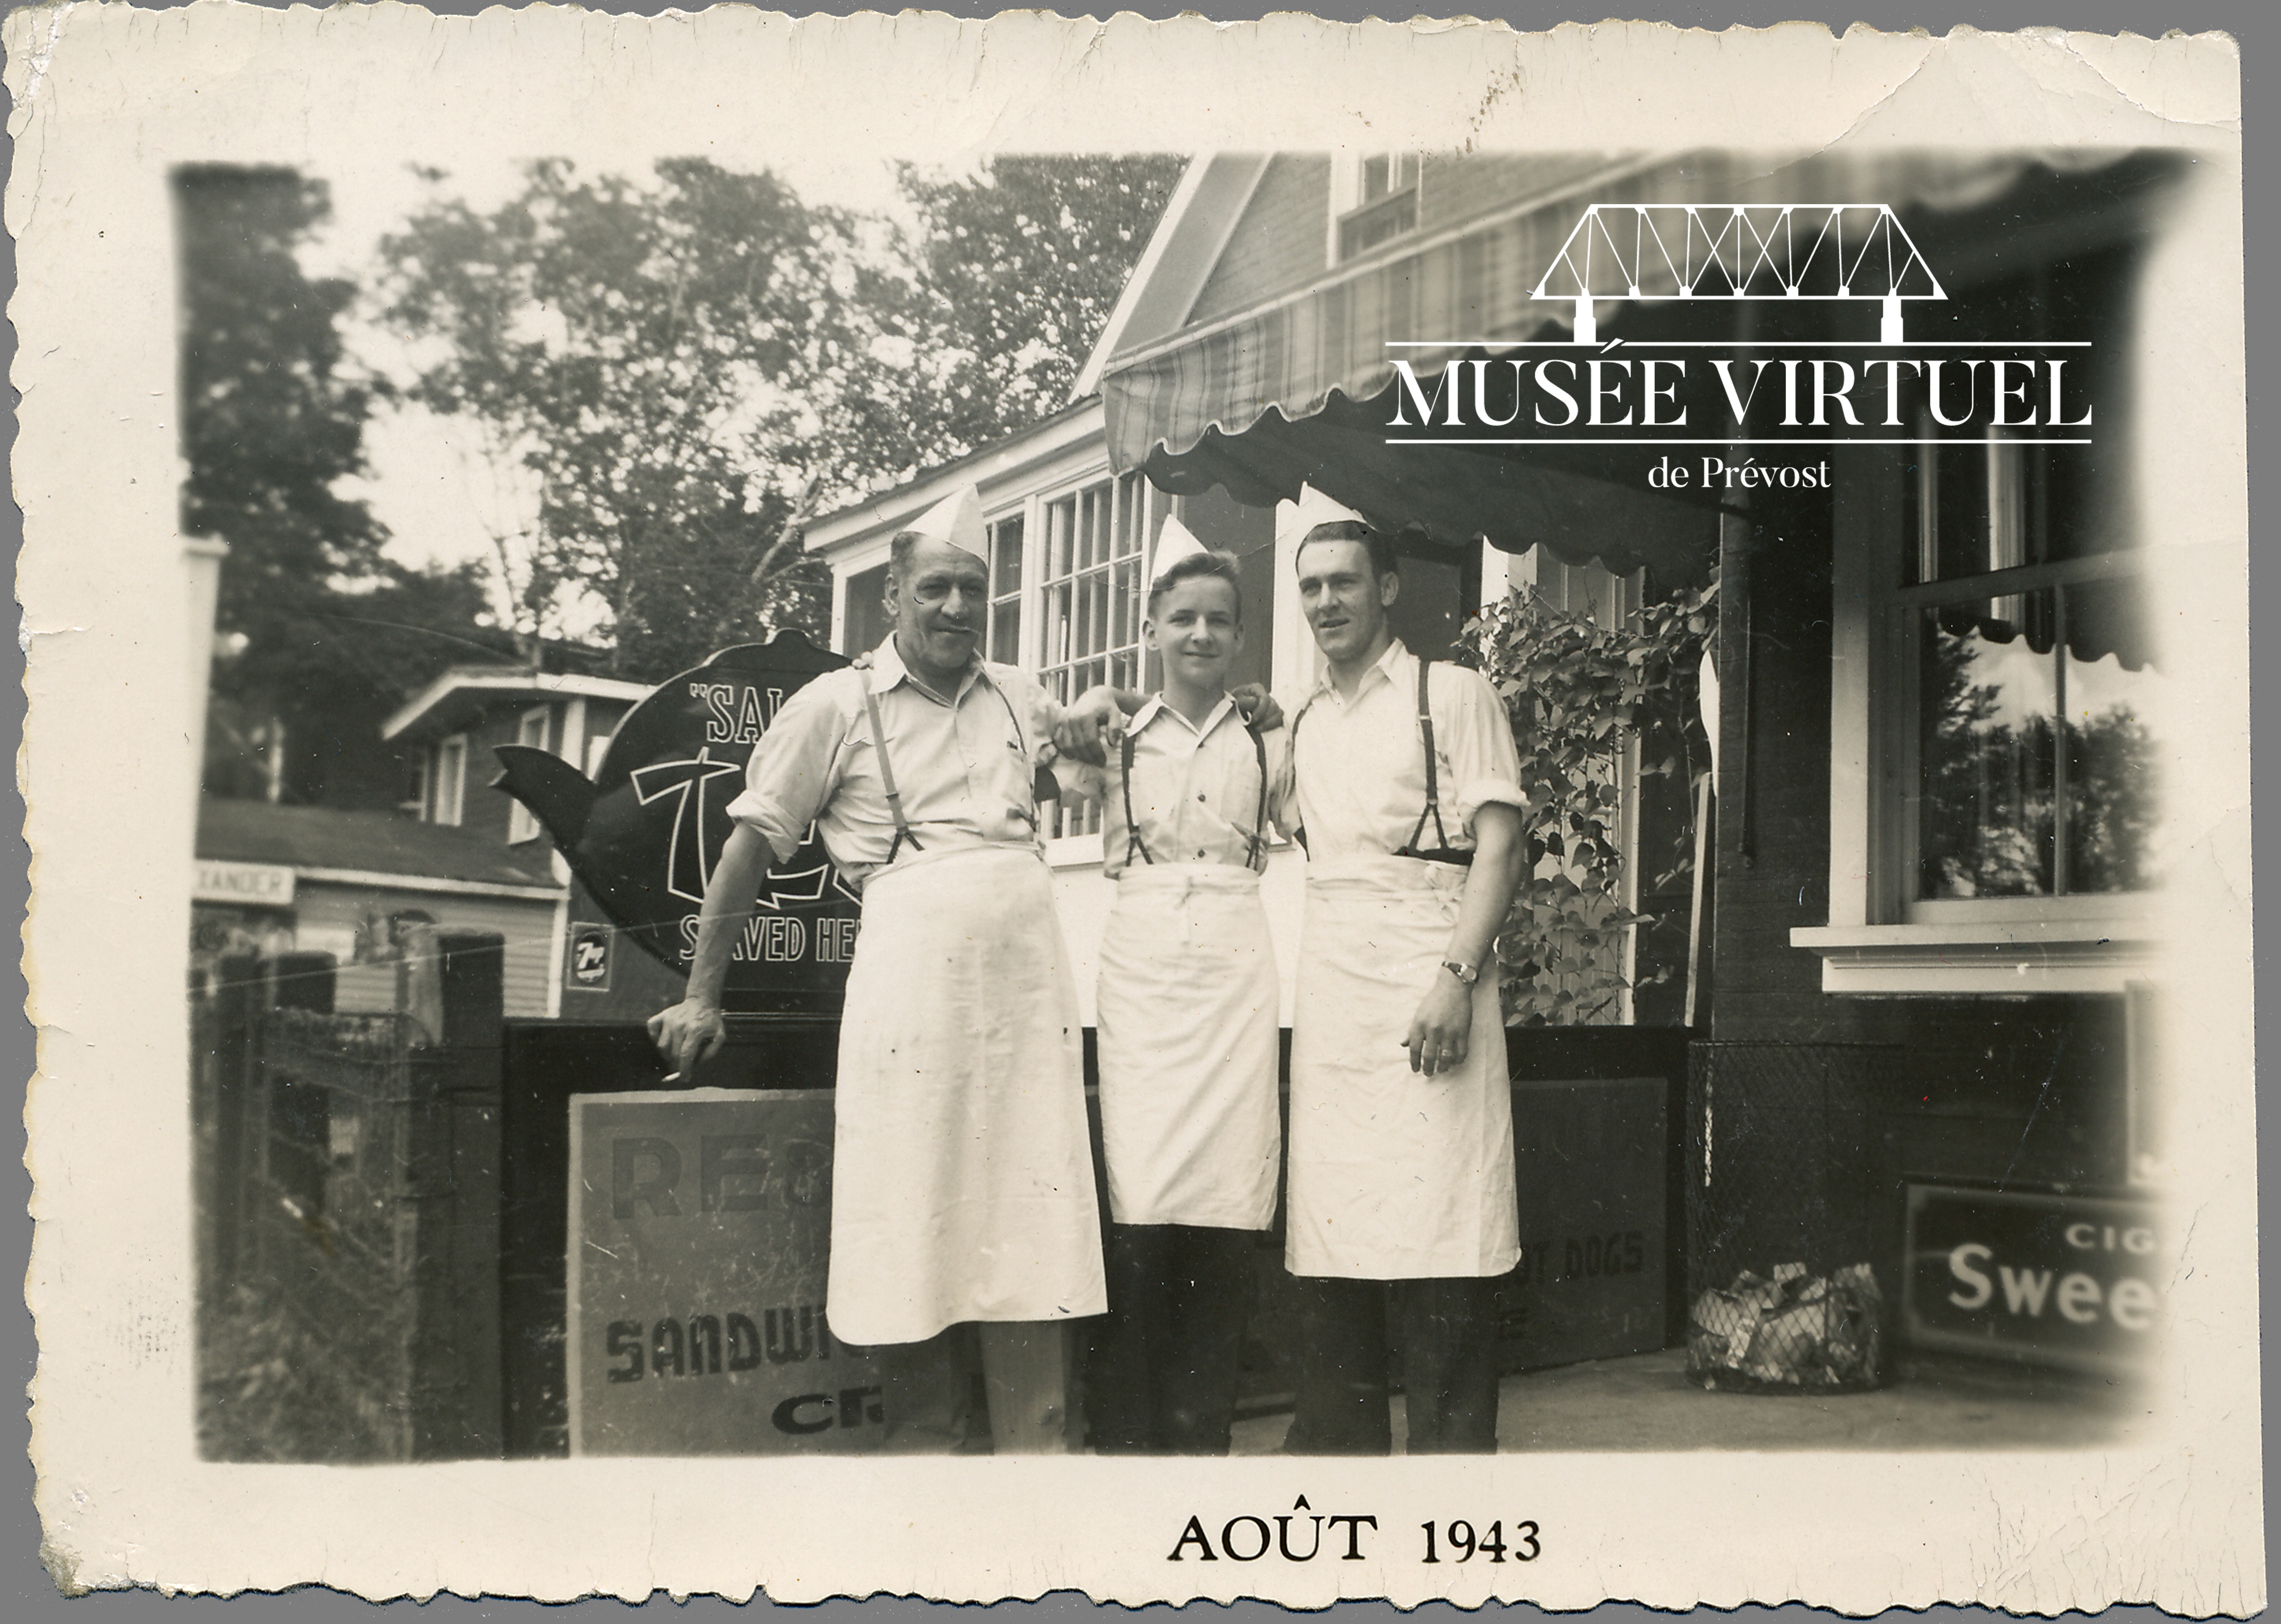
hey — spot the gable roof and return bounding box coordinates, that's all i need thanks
[197,799,561,894]
[1072,153,1270,399]
[384,667,653,743]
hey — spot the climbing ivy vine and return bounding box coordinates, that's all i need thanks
[1459,575,1719,1026]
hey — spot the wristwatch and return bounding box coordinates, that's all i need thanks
[1440,959,1480,987]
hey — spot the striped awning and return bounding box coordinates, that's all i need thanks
[1127,377,1725,587]
[1102,179,1612,478]
[1099,149,2139,584]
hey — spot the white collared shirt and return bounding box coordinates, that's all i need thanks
[726,637,1063,887]
[1065,694,1292,879]
[1280,638,1526,863]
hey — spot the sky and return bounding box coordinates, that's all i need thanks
[306,144,961,589]
[1953,618,2163,733]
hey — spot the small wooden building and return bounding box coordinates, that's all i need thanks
[192,799,563,1018]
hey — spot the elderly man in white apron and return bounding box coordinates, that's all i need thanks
[1059,526,1289,1454]
[1277,486,1528,1455]
[651,485,1114,1454]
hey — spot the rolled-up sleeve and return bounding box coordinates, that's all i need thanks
[726,679,848,863]
[1008,669,1067,754]
[1442,665,1529,835]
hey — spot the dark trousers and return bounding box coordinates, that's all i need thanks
[875,1321,1080,1453]
[1085,1223,1257,1454]
[1282,1273,1503,1455]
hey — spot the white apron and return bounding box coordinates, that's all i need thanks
[1094,864,1280,1229]
[827,843,1107,1345]
[1287,855,1520,1279]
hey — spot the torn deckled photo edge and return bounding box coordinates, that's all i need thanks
[10,4,2256,1611]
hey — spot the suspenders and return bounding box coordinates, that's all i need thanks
[1288,655,1474,869]
[859,664,1038,867]
[1396,657,1473,868]
[858,671,922,864]
[1119,712,1271,872]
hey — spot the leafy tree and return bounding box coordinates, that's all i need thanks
[177,163,509,807]
[611,473,830,681]
[1916,617,2161,900]
[178,166,388,619]
[374,154,1181,681]
[1916,622,2037,898]
[894,155,1185,449]
[379,158,895,678]
[203,560,512,807]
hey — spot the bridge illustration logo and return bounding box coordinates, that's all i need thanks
[1534,204,1944,343]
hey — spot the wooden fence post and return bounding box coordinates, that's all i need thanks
[409,932,508,1460]
[203,955,261,1287]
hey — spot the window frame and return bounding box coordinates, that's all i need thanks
[433,734,469,828]
[1329,152,1423,264]
[399,752,428,818]
[1795,442,2160,995]
[984,510,1027,665]
[1033,469,1161,841]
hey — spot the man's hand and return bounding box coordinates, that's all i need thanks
[1230,683,1284,731]
[648,999,729,1076]
[1054,686,1127,766]
[1402,971,1474,1076]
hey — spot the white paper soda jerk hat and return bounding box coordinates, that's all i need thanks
[1148,514,1209,584]
[902,482,987,559]
[1273,482,1370,548]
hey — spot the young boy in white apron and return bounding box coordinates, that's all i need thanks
[1061,528,1290,1454]
[1277,487,1529,1454]
[651,485,1122,1453]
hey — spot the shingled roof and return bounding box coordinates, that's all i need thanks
[196,799,560,892]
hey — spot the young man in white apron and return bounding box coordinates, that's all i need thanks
[650,484,1118,1454]
[1060,527,1289,1454]
[1277,486,1529,1454]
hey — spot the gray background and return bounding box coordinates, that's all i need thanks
[0,0,2264,1616]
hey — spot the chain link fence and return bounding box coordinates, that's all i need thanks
[197,941,506,1461]
[1684,1042,1900,1391]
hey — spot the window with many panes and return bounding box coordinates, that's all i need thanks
[1901,430,2162,915]
[1038,471,1159,836]
[1801,238,2163,993]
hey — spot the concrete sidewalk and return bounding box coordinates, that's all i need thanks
[1230,1347,2153,1454]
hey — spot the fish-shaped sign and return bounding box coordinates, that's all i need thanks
[494,630,863,1014]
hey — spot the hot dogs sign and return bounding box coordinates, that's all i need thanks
[496,630,862,1014]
